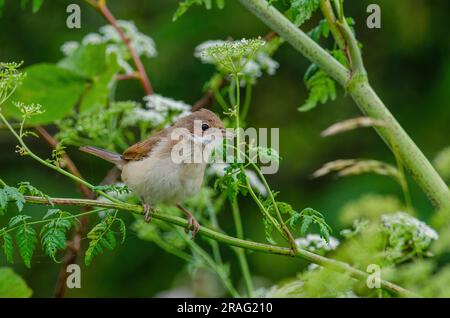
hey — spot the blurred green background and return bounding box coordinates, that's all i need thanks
[0,0,449,297]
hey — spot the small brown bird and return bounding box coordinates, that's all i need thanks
[80,109,225,237]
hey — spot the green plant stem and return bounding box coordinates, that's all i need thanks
[319,0,346,50]
[241,82,253,120]
[238,0,450,211]
[205,198,224,265]
[252,164,299,253]
[0,208,106,235]
[241,167,286,239]
[23,195,418,297]
[231,199,254,297]
[0,113,122,205]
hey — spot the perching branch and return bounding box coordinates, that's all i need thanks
[23,195,418,298]
[238,0,450,210]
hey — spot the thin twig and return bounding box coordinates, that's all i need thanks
[92,0,154,95]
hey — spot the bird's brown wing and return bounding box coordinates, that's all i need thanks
[122,129,168,161]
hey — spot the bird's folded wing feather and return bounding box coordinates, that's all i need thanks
[122,129,168,161]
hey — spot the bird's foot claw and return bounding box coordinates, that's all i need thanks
[185,215,200,239]
[143,204,156,223]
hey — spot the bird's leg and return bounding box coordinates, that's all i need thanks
[141,197,156,223]
[176,204,200,239]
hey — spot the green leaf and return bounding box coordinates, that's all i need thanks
[1,230,14,264]
[300,215,313,235]
[3,63,86,124]
[8,214,31,227]
[3,186,25,212]
[79,53,120,112]
[286,0,320,27]
[173,0,225,21]
[263,218,277,245]
[40,210,72,262]
[299,69,336,112]
[0,189,7,215]
[85,214,124,265]
[117,218,127,244]
[16,224,37,268]
[0,267,32,297]
[58,44,109,78]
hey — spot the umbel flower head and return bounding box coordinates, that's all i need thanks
[61,20,157,74]
[381,212,439,262]
[196,38,278,78]
[122,94,191,127]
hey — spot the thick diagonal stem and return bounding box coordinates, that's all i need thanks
[239,0,450,210]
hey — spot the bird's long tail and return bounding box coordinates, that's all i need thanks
[79,146,126,168]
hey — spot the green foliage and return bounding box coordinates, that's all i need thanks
[288,207,332,242]
[203,38,266,75]
[285,0,320,27]
[1,231,14,264]
[0,62,26,105]
[214,164,248,202]
[381,212,438,264]
[56,100,139,151]
[173,0,225,21]
[0,184,25,215]
[85,213,126,266]
[59,44,120,112]
[0,267,32,297]
[3,63,86,124]
[40,209,73,262]
[15,221,37,268]
[298,67,336,112]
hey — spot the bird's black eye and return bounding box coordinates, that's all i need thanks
[201,123,209,131]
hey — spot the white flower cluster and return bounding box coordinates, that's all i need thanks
[381,212,439,243]
[122,94,191,127]
[207,163,268,196]
[194,38,279,81]
[61,20,157,74]
[295,234,340,252]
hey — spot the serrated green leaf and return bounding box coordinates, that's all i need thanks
[300,215,313,235]
[85,215,119,266]
[1,231,14,264]
[117,218,126,244]
[299,69,336,112]
[40,210,71,262]
[3,186,25,212]
[173,0,225,21]
[0,189,7,215]
[286,0,320,27]
[16,224,37,268]
[8,215,31,227]
[43,208,60,219]
[263,218,277,244]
